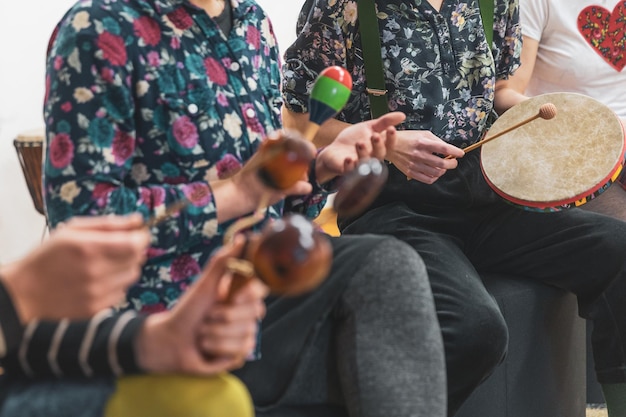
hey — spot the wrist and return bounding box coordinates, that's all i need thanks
[312,158,339,193]
[135,313,177,373]
[213,176,262,223]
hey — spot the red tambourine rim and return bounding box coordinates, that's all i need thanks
[481,120,626,211]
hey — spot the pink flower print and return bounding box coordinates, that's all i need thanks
[147,247,168,259]
[182,182,212,207]
[48,133,75,169]
[61,101,72,112]
[172,115,198,149]
[167,8,194,31]
[170,36,181,49]
[112,131,135,165]
[216,154,242,179]
[140,303,167,314]
[140,187,166,211]
[152,187,166,207]
[241,103,265,134]
[204,57,228,86]
[134,16,161,47]
[97,31,127,66]
[170,254,201,282]
[216,91,229,107]
[246,25,261,50]
[147,51,160,67]
[54,56,64,71]
[139,188,152,208]
[101,67,115,83]
[92,183,115,208]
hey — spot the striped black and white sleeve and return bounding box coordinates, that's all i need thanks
[2,309,147,379]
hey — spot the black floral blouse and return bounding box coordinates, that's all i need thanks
[283,0,522,149]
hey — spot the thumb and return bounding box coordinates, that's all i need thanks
[368,111,406,133]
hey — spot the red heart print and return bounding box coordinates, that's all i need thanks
[577,2,626,72]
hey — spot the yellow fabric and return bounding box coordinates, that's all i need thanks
[104,373,253,417]
[314,207,340,237]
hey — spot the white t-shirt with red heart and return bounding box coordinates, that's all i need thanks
[521,0,626,118]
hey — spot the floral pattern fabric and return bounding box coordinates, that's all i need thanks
[44,0,328,313]
[283,0,522,149]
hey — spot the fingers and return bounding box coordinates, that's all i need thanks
[369,132,387,159]
[282,180,313,197]
[197,319,258,355]
[230,278,269,307]
[61,213,145,232]
[368,111,406,132]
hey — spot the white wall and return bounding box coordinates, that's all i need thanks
[0,0,300,263]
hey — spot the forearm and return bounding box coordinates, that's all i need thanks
[493,84,528,115]
[1,310,146,379]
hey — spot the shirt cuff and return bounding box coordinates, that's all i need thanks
[309,155,340,195]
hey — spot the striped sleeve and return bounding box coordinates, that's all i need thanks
[2,310,147,379]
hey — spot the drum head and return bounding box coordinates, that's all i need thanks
[480,93,625,211]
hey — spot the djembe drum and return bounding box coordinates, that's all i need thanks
[480,93,626,211]
[13,128,46,216]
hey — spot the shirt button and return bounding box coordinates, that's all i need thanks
[246,108,256,118]
[188,103,199,114]
[230,62,240,71]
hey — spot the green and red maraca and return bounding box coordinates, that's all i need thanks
[303,66,353,141]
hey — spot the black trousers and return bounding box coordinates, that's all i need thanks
[341,151,626,416]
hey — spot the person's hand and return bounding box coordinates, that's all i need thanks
[386,129,464,184]
[212,131,315,224]
[315,112,405,184]
[0,214,150,323]
[231,151,313,207]
[136,236,268,375]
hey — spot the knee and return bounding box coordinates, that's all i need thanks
[446,303,508,378]
[105,373,254,417]
[345,237,432,305]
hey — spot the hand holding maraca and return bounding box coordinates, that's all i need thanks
[223,129,317,243]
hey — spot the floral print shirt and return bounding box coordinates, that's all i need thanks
[283,0,522,148]
[44,0,328,313]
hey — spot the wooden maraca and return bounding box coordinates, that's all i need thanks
[301,66,353,141]
[315,158,389,229]
[333,158,389,218]
[226,213,333,298]
[223,129,316,243]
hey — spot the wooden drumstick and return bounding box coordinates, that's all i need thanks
[445,103,558,159]
[302,66,353,141]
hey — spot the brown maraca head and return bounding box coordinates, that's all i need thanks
[333,158,389,218]
[256,130,316,190]
[245,214,332,296]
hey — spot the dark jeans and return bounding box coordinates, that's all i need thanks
[0,377,114,417]
[341,151,626,416]
[235,234,446,417]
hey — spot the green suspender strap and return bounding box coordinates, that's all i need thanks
[358,0,492,118]
[479,0,494,50]
[357,0,390,119]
